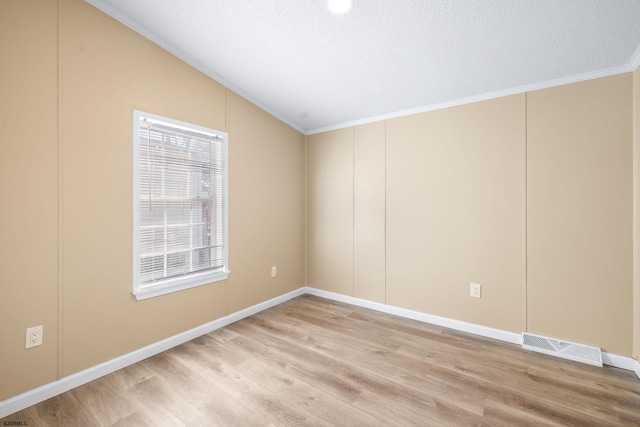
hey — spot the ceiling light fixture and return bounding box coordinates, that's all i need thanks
[328,0,353,14]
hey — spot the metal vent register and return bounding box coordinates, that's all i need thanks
[522,333,602,367]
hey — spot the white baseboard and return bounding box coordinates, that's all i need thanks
[303,287,522,345]
[302,287,637,371]
[0,287,306,419]
[1,285,637,418]
[601,351,637,371]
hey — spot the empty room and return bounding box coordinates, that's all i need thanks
[1,0,640,425]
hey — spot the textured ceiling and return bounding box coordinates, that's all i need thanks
[86,0,640,134]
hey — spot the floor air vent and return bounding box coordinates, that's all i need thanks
[522,332,602,367]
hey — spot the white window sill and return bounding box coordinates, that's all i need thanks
[133,269,230,301]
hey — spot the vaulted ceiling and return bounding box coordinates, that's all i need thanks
[86,0,640,134]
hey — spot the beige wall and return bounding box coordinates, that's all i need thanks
[386,96,525,332]
[307,128,354,295]
[527,74,633,355]
[227,92,305,313]
[60,0,230,376]
[635,68,640,362]
[307,76,635,355]
[1,0,304,401]
[307,96,525,332]
[354,122,386,303]
[0,0,59,401]
[2,0,638,407]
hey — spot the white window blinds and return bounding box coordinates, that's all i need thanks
[133,111,229,300]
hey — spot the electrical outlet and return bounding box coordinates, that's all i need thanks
[271,266,277,278]
[470,283,481,299]
[26,325,43,349]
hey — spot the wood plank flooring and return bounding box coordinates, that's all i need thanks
[2,294,640,426]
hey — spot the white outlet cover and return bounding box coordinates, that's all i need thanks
[271,266,277,278]
[26,325,43,349]
[470,283,482,298]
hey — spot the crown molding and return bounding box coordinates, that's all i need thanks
[84,1,640,137]
[630,41,640,71]
[83,0,306,135]
[307,65,635,135]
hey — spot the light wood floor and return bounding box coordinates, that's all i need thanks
[2,295,640,426]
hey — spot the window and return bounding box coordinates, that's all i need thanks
[133,110,229,300]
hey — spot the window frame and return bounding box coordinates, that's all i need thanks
[132,109,230,301]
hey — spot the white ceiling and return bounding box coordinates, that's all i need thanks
[86,0,640,134]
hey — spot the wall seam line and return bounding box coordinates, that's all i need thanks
[384,120,388,306]
[352,126,355,298]
[633,69,639,361]
[304,134,308,287]
[225,88,230,316]
[57,0,64,381]
[523,92,528,333]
